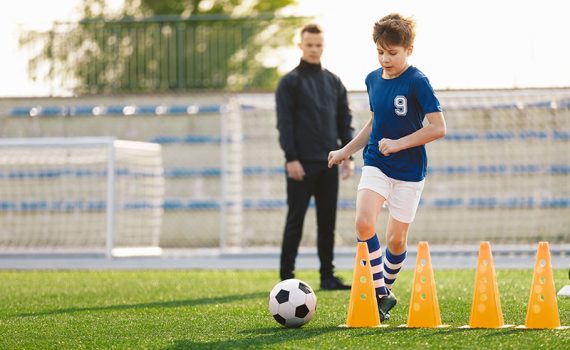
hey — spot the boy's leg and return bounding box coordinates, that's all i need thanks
[384,217,410,290]
[356,168,395,321]
[383,178,424,289]
[355,190,389,295]
[358,234,388,297]
[376,215,407,322]
[375,217,410,321]
[377,178,424,319]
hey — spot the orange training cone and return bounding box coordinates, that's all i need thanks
[400,241,448,328]
[462,241,512,328]
[517,242,569,330]
[341,242,386,328]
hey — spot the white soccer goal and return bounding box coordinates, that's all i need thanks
[0,137,164,258]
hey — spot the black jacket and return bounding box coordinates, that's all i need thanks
[276,59,354,162]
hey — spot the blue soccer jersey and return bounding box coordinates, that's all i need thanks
[364,66,442,182]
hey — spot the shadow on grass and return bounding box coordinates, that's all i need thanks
[164,325,504,349]
[483,328,544,336]
[161,323,561,349]
[162,326,340,350]
[16,291,266,317]
[349,326,460,337]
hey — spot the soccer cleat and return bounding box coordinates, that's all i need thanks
[320,275,351,290]
[377,291,398,322]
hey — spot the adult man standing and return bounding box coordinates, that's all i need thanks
[276,24,354,290]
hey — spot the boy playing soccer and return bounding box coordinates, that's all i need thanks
[328,13,447,321]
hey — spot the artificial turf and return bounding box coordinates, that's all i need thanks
[1,269,569,349]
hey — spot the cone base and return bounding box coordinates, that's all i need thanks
[515,325,570,330]
[338,324,389,328]
[557,285,570,298]
[459,324,514,329]
[398,324,450,328]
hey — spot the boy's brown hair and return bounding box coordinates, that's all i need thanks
[373,13,416,49]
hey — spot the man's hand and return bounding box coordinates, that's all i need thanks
[378,138,402,156]
[340,159,354,180]
[286,160,305,181]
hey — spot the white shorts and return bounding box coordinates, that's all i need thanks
[357,166,425,223]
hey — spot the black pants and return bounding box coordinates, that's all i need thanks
[280,161,339,280]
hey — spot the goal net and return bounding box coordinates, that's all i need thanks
[0,137,164,257]
[231,90,570,248]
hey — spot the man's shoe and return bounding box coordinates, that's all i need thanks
[280,270,294,281]
[320,276,351,290]
[377,291,397,322]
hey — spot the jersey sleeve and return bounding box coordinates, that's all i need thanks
[365,74,374,112]
[414,76,443,115]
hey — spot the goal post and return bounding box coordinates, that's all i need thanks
[0,137,164,258]
[220,98,244,251]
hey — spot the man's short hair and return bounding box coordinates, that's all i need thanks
[301,23,323,36]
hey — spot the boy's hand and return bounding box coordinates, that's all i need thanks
[379,138,402,156]
[286,161,305,181]
[328,149,347,168]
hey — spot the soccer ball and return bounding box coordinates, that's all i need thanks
[268,278,317,327]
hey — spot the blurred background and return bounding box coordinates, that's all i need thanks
[0,0,569,261]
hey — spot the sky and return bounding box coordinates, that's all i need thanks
[0,0,569,97]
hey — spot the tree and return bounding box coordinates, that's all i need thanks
[20,0,304,94]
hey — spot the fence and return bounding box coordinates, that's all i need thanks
[0,89,569,253]
[233,90,570,248]
[22,14,304,93]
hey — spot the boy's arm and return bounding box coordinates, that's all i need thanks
[379,111,446,156]
[328,113,373,167]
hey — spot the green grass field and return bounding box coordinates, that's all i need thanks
[1,269,569,349]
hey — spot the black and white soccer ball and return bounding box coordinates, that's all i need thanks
[268,278,317,328]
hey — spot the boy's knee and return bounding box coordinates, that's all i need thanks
[355,216,375,240]
[387,235,407,253]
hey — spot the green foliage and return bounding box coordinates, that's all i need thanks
[20,0,305,94]
[1,269,569,349]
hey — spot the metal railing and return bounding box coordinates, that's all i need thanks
[25,14,305,94]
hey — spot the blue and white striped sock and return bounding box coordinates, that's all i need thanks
[359,234,388,297]
[384,248,407,290]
